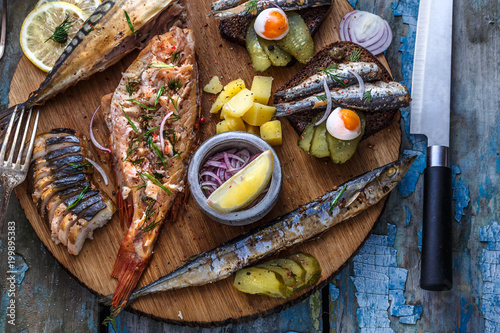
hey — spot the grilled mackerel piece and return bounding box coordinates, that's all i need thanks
[29,128,115,255]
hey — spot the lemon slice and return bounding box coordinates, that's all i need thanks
[207,150,274,212]
[36,0,101,17]
[20,2,88,72]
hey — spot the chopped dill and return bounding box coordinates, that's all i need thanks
[133,126,159,142]
[350,49,362,62]
[363,89,373,104]
[319,65,347,87]
[125,78,140,97]
[316,94,327,101]
[171,51,181,63]
[66,186,90,210]
[155,83,165,106]
[46,14,74,44]
[147,135,167,169]
[126,99,158,111]
[124,10,136,39]
[167,78,183,93]
[329,185,347,212]
[244,0,259,14]
[121,104,138,132]
[140,172,172,194]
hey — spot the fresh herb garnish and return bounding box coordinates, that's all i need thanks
[45,14,74,44]
[121,105,138,132]
[125,78,140,97]
[103,316,117,331]
[140,172,172,194]
[363,89,373,104]
[66,186,90,210]
[329,185,347,212]
[126,99,158,111]
[67,162,92,168]
[166,93,180,115]
[138,198,159,232]
[124,10,136,39]
[244,0,259,14]
[316,94,327,101]
[133,126,160,142]
[350,49,362,62]
[155,83,165,106]
[130,158,144,166]
[147,62,174,69]
[170,51,181,63]
[147,135,167,169]
[167,78,183,93]
[319,65,347,87]
[124,144,137,162]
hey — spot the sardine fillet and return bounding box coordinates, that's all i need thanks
[102,26,198,308]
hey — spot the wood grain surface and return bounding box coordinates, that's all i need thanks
[10,0,400,325]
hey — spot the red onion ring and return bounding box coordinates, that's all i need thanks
[315,79,333,126]
[85,157,109,186]
[90,105,111,153]
[159,111,173,153]
[347,69,365,100]
[339,10,393,55]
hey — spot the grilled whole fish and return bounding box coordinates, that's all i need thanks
[102,156,416,316]
[212,0,333,19]
[102,26,199,308]
[29,129,116,255]
[0,0,185,130]
[275,81,411,117]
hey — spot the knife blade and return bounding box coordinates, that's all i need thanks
[410,0,454,291]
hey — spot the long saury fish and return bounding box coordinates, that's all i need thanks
[102,156,416,317]
[102,26,199,309]
[274,81,411,117]
[0,0,184,130]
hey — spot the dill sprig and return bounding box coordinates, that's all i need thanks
[147,135,167,169]
[171,51,181,64]
[126,99,158,111]
[124,10,136,39]
[140,172,172,194]
[244,0,259,14]
[120,105,138,132]
[45,14,74,44]
[67,162,92,168]
[319,65,347,87]
[125,78,140,97]
[66,186,90,210]
[363,89,373,104]
[329,185,347,212]
[167,78,183,93]
[350,49,362,62]
[133,126,159,142]
[155,83,165,106]
[316,94,327,101]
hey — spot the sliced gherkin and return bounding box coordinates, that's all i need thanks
[246,22,272,72]
[276,11,315,64]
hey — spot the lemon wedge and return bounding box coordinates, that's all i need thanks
[207,150,274,212]
[20,2,88,72]
[36,0,101,17]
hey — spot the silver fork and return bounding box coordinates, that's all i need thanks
[0,0,6,60]
[0,106,39,230]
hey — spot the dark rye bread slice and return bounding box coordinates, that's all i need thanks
[273,41,400,139]
[219,6,332,46]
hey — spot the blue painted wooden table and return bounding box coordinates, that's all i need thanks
[1,0,499,332]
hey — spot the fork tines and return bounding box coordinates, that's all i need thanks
[0,106,40,170]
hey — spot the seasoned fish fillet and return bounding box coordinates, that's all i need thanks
[102,26,199,308]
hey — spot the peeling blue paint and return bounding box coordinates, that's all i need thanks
[417,226,422,252]
[477,177,497,214]
[398,148,425,197]
[347,0,358,8]
[458,296,473,333]
[404,206,411,226]
[479,221,500,333]
[351,224,421,331]
[12,255,29,284]
[451,165,470,222]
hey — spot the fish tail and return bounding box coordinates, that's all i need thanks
[98,294,113,307]
[110,245,151,308]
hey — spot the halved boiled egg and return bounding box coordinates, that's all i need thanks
[326,107,362,141]
[254,8,289,40]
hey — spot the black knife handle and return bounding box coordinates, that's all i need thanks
[421,165,453,291]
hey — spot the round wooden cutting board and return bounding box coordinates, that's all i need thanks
[11,0,401,326]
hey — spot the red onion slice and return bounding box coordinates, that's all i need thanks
[90,105,111,153]
[159,111,173,153]
[338,10,393,55]
[85,157,109,186]
[347,69,365,100]
[315,79,333,126]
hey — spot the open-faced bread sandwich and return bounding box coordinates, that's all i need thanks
[273,41,411,163]
[210,0,333,70]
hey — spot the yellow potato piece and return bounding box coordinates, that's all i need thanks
[223,88,254,118]
[216,120,230,134]
[225,115,246,132]
[242,102,276,126]
[209,78,246,114]
[246,123,260,136]
[251,76,274,104]
[207,150,274,212]
[203,76,223,94]
[260,120,282,146]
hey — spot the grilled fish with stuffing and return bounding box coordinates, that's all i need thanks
[29,128,115,255]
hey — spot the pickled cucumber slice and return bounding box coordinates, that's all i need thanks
[246,23,272,72]
[297,115,320,152]
[234,267,294,298]
[276,12,315,64]
[257,36,292,67]
[257,264,300,290]
[265,258,307,289]
[327,111,366,164]
[310,120,330,158]
[288,253,322,287]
